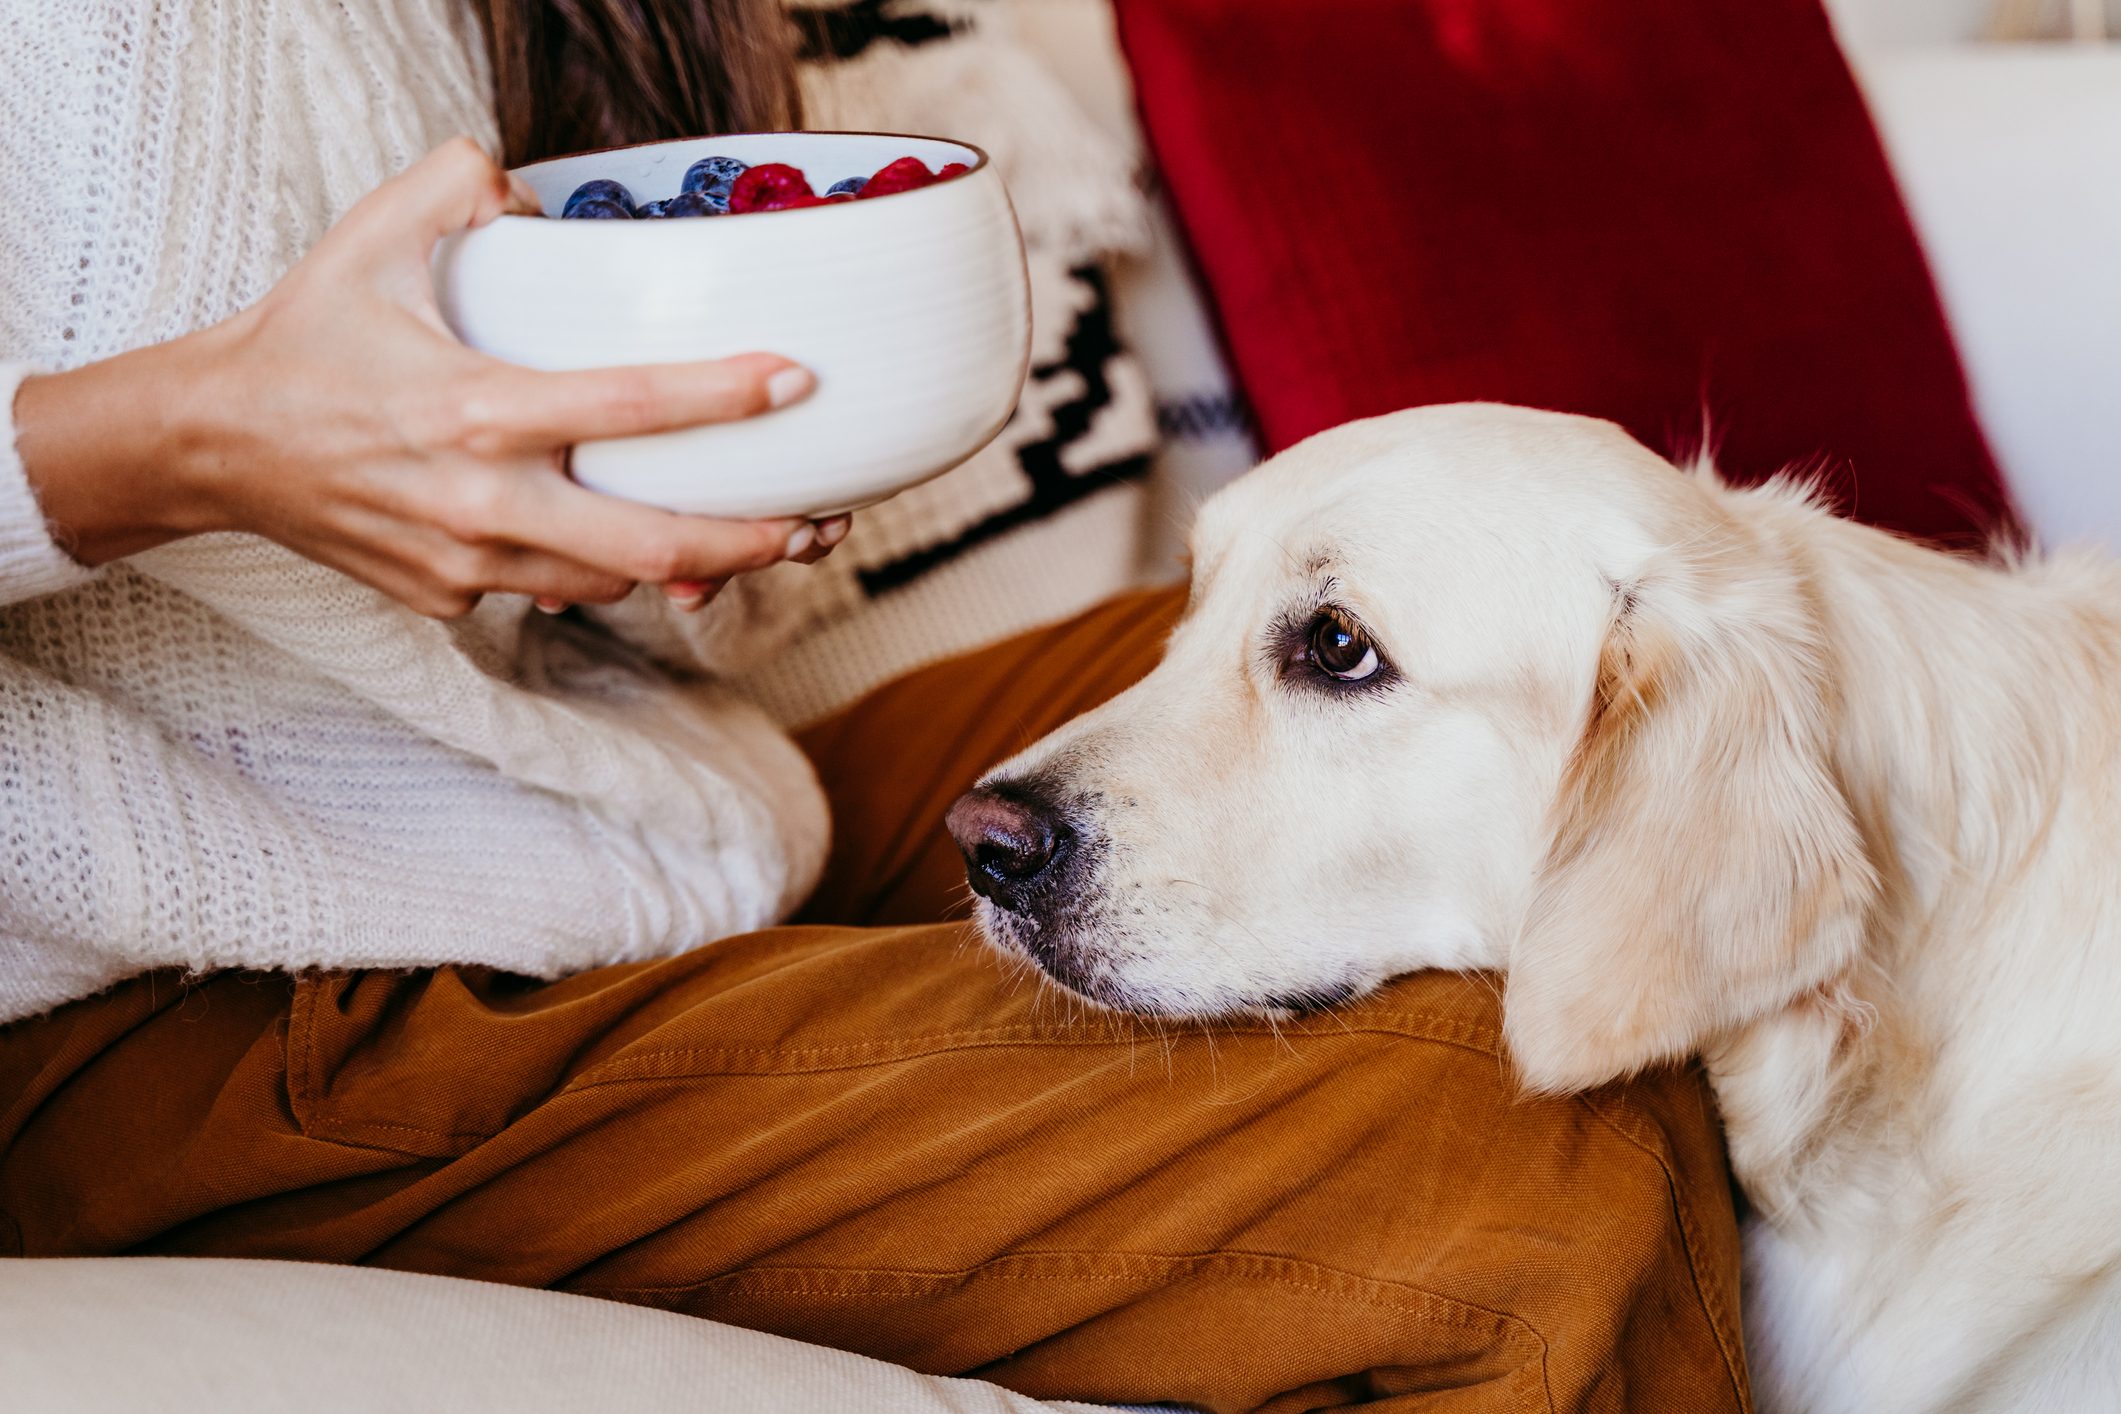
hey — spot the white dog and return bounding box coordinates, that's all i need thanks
[945,404,2121,1413]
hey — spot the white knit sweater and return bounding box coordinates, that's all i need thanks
[0,0,829,1022]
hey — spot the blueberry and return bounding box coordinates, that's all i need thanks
[681,155,748,202]
[661,191,720,218]
[562,197,632,220]
[635,199,671,219]
[826,176,868,197]
[562,179,634,217]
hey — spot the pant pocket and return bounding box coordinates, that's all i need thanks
[287,966,667,1158]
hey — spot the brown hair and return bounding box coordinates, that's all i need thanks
[472,0,802,167]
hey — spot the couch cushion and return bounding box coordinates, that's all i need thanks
[0,1257,1106,1414]
[1112,0,2018,546]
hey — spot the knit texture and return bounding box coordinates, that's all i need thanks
[0,366,97,605]
[0,0,827,1022]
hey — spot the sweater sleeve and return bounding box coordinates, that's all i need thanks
[0,363,97,606]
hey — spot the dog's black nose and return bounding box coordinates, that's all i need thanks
[946,783,1070,911]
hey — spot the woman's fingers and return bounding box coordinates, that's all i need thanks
[500,172,544,218]
[132,138,834,609]
[787,514,851,565]
[658,580,723,613]
[478,546,637,607]
[353,452,824,607]
[291,138,531,323]
[315,505,635,616]
[283,533,493,620]
[467,354,814,453]
[339,137,522,256]
[492,469,811,586]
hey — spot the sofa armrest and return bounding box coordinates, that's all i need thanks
[2,1257,1109,1414]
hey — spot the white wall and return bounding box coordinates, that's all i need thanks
[1825,0,2121,48]
[1856,48,2121,550]
[1822,0,1994,49]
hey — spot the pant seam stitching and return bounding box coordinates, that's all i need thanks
[577,1247,1550,1406]
[563,1010,1504,1090]
[1579,1090,1751,1411]
[285,977,494,1154]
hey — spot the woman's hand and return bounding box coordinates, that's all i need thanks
[15,138,846,618]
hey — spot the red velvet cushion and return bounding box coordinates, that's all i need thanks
[1113,0,2017,545]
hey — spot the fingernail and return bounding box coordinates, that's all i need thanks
[670,579,721,613]
[785,523,817,558]
[534,597,567,614]
[663,580,709,600]
[766,366,816,409]
[816,515,851,547]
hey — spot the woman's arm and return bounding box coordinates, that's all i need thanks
[6,139,828,618]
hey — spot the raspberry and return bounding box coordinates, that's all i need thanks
[858,157,936,198]
[728,163,814,213]
[936,162,970,180]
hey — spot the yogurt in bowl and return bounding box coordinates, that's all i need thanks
[434,132,1031,519]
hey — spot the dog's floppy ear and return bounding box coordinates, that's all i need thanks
[1504,515,1876,1093]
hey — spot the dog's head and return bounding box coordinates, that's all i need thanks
[949,404,1875,1091]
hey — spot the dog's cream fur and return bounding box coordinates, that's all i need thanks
[970,404,2121,1412]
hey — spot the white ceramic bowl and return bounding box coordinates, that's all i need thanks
[434,133,1031,518]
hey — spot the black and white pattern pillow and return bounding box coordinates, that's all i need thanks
[860,262,1152,595]
[791,0,966,60]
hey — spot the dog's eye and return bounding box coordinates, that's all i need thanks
[1306,611,1381,681]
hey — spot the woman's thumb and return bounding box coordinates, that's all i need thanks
[335,138,535,261]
